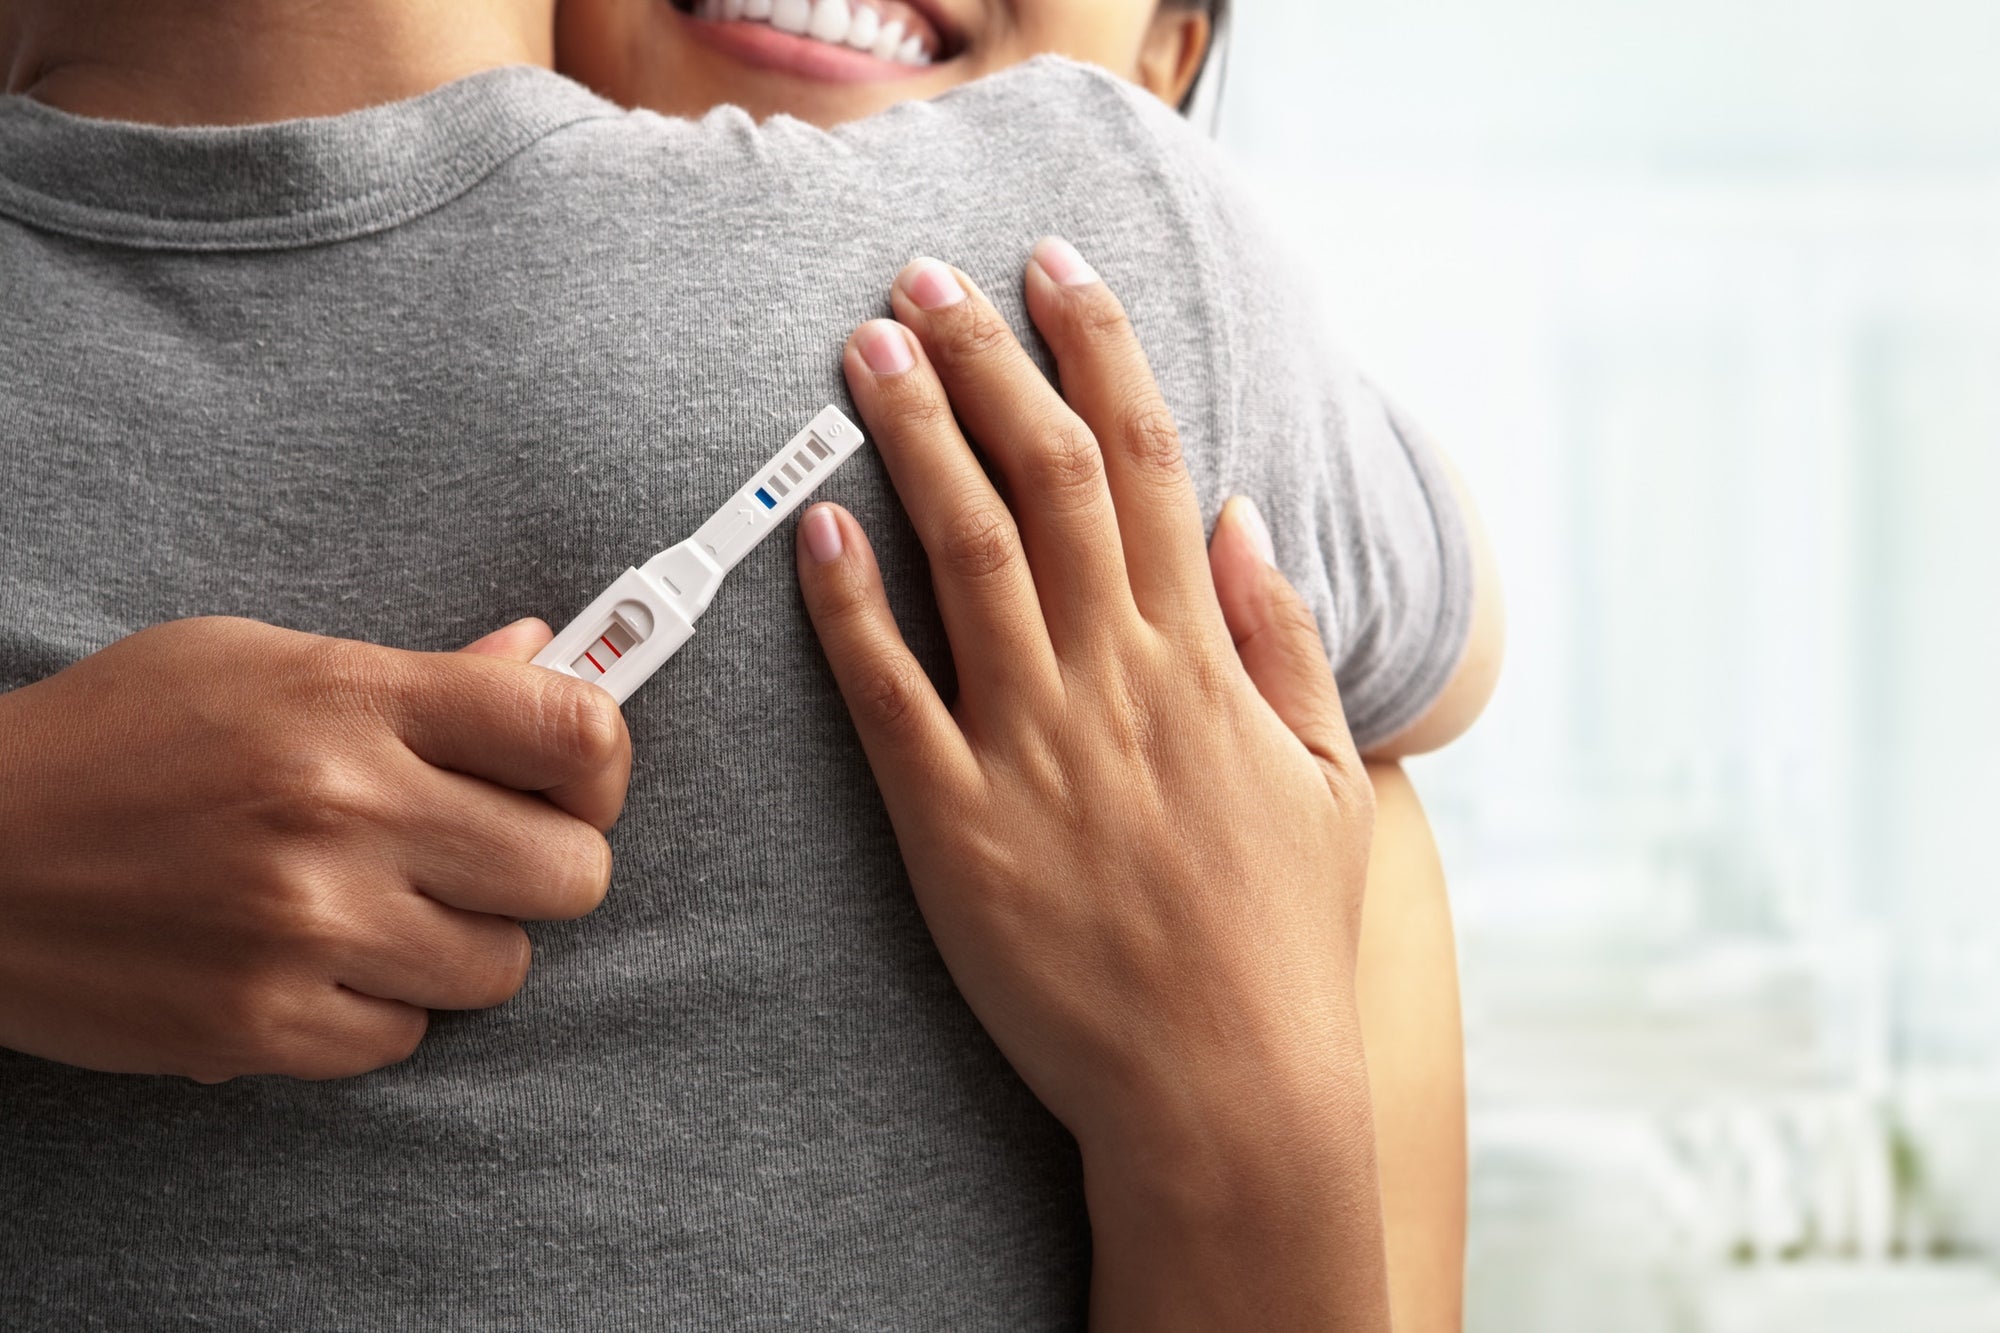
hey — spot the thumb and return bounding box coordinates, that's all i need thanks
[458,617,554,663]
[1209,497,1359,775]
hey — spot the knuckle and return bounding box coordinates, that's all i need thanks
[1021,415,1105,508]
[553,676,629,774]
[816,556,879,624]
[942,307,1017,363]
[936,505,1022,585]
[1181,648,1242,710]
[248,750,380,838]
[884,386,960,444]
[279,887,353,959]
[883,384,956,436]
[372,1008,430,1069]
[1116,400,1186,477]
[209,972,299,1071]
[851,655,931,739]
[233,863,352,971]
[1075,291,1135,342]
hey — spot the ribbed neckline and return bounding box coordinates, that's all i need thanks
[0,65,617,252]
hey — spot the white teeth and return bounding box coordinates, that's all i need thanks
[845,4,879,49]
[701,0,931,63]
[770,0,811,34]
[872,18,904,60]
[807,0,851,44]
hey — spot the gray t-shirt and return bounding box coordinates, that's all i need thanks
[0,61,1470,1330]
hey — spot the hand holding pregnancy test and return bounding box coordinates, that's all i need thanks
[533,406,866,702]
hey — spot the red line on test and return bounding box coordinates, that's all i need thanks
[583,651,604,673]
[600,635,623,659]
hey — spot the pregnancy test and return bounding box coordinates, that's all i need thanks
[532,405,866,703]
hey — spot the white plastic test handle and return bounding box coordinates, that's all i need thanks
[531,406,866,703]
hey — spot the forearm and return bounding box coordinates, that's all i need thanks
[1359,762,1467,1332]
[1080,1010,1392,1332]
[1077,767,1465,1332]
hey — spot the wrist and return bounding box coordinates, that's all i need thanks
[1078,1002,1371,1226]
[1076,997,1391,1331]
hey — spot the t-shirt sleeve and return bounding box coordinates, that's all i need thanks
[1094,69,1477,750]
[831,56,1476,750]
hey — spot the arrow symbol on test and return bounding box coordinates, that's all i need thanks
[705,505,762,562]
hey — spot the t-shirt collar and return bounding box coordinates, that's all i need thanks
[0,65,617,251]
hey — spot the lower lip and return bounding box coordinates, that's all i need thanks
[676,11,937,85]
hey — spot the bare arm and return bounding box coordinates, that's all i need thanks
[1361,762,1468,1331]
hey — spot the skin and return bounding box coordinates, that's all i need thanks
[0,616,630,1082]
[0,0,552,125]
[799,245,1389,1328]
[554,1,1484,1321]
[556,0,1214,128]
[555,0,1503,763]
[1360,761,1469,1332]
[2,1,1469,1322]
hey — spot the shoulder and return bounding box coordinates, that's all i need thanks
[513,59,1243,244]
[832,56,1229,211]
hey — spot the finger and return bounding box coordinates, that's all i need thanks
[796,503,977,794]
[333,897,535,1013]
[1209,497,1360,777]
[1023,238,1220,636]
[842,318,1062,705]
[452,619,626,833]
[380,649,632,833]
[458,617,553,660]
[887,258,1137,651]
[396,762,613,921]
[261,990,429,1081]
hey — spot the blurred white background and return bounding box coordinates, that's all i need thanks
[1218,2,2000,1328]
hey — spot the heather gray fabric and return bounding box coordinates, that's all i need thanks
[0,61,1470,1331]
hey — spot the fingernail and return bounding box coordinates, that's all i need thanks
[1033,236,1099,287]
[855,320,915,375]
[1234,497,1276,567]
[901,258,967,311]
[803,504,845,564]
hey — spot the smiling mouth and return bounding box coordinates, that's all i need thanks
[673,0,957,68]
